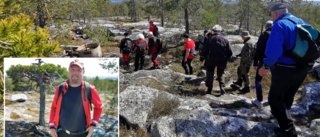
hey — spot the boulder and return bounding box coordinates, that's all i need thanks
[121,86,281,137]
[301,82,320,112]
[9,94,27,102]
[120,69,196,86]
[310,119,320,135]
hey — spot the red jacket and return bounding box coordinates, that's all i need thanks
[49,80,103,129]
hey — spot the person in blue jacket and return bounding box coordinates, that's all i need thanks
[258,3,309,137]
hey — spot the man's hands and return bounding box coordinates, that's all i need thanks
[86,126,95,137]
[50,129,57,137]
[258,67,269,77]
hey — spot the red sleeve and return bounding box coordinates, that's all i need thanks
[132,41,137,49]
[185,41,191,50]
[149,25,154,32]
[145,41,149,50]
[49,86,59,128]
[90,86,103,126]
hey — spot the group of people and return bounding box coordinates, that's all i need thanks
[119,20,161,71]
[118,3,317,137]
[199,3,314,137]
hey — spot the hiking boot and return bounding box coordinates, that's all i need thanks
[233,80,242,86]
[239,86,250,93]
[252,99,262,108]
[274,127,297,137]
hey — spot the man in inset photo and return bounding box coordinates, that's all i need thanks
[4,58,119,137]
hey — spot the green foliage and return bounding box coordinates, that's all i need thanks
[83,25,114,47]
[99,58,119,74]
[6,63,68,91]
[83,76,118,115]
[0,13,60,58]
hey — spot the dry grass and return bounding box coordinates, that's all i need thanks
[5,99,18,106]
[10,112,21,119]
[148,94,180,120]
[230,40,243,45]
[146,78,167,92]
[120,126,149,137]
[185,84,198,90]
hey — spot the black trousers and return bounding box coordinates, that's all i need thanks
[268,65,308,130]
[182,58,193,74]
[135,53,145,70]
[205,61,227,88]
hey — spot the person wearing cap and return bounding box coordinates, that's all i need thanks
[232,31,254,94]
[147,32,160,69]
[181,33,196,75]
[119,32,132,70]
[132,34,148,71]
[149,20,159,37]
[258,3,309,137]
[200,25,232,95]
[251,20,273,108]
[49,59,102,137]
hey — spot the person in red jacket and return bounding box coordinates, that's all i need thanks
[149,20,159,37]
[147,32,160,69]
[49,59,102,137]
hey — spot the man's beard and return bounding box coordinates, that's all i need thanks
[70,75,81,84]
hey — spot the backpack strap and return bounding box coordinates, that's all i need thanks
[84,81,92,111]
[282,18,303,25]
[57,82,65,109]
[281,18,303,54]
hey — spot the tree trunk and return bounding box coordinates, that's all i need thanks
[185,8,189,34]
[37,0,46,28]
[39,72,46,126]
[239,18,243,34]
[246,3,250,32]
[160,0,164,27]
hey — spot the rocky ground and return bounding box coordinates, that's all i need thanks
[5,91,118,137]
[113,18,320,137]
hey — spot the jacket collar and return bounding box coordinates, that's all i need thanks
[275,13,293,23]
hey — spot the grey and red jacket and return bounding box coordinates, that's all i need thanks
[49,80,103,129]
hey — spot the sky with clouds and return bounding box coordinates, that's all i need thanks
[4,58,119,78]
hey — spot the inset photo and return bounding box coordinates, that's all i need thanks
[4,58,119,137]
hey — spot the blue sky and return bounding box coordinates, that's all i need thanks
[4,58,119,79]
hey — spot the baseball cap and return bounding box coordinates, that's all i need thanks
[182,33,189,38]
[240,31,250,38]
[69,59,84,70]
[212,25,222,32]
[270,3,287,16]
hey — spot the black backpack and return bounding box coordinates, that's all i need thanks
[156,38,162,53]
[137,41,147,53]
[57,82,93,111]
[282,18,320,66]
[153,25,159,37]
[123,39,132,52]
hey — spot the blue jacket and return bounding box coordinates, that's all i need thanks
[263,13,308,66]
